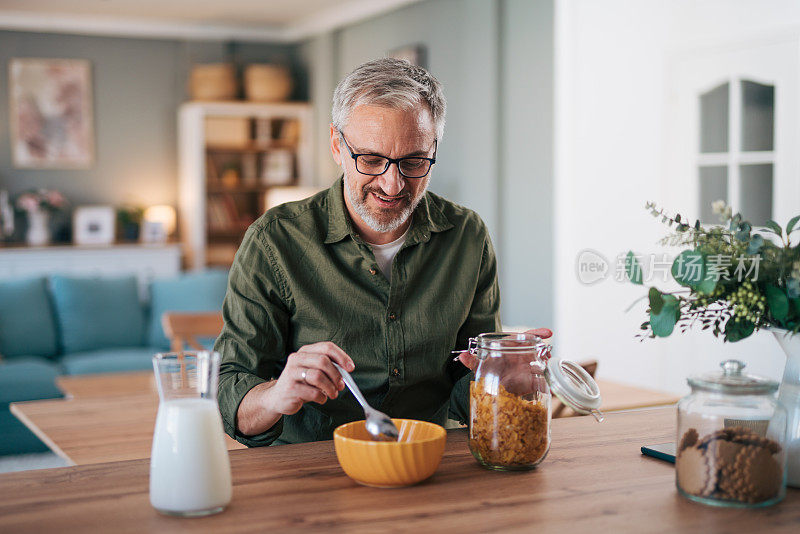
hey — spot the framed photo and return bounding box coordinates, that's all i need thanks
[73,206,115,245]
[9,58,94,169]
[141,220,167,243]
[389,44,427,69]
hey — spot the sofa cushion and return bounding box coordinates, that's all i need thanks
[0,356,63,406]
[0,277,58,359]
[60,346,164,375]
[147,270,228,350]
[51,275,145,354]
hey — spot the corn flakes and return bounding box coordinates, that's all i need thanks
[469,379,550,468]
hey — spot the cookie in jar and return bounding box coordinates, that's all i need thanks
[676,360,787,507]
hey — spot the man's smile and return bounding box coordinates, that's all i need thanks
[367,190,408,208]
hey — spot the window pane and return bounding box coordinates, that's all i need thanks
[700,83,729,153]
[741,80,774,151]
[739,164,773,225]
[699,166,728,223]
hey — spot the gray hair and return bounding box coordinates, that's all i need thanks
[332,57,446,139]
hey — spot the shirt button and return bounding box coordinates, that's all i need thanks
[391,368,400,377]
[388,312,397,321]
[369,267,377,275]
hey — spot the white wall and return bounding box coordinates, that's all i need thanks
[555,0,800,394]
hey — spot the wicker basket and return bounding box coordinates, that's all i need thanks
[244,64,293,102]
[189,64,237,101]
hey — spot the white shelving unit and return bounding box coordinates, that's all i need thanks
[178,101,313,271]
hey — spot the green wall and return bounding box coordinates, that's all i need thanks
[302,0,554,328]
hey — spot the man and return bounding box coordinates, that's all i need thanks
[215,58,550,446]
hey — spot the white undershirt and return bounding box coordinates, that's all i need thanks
[367,228,409,282]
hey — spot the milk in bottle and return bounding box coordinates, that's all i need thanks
[150,351,232,516]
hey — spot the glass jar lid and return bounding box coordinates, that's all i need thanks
[687,359,779,395]
[464,333,604,422]
[469,332,549,355]
[545,357,604,422]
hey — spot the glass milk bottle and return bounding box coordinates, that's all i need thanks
[150,351,232,517]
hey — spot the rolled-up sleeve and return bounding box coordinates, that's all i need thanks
[215,225,292,446]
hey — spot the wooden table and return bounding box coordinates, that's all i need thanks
[10,372,245,466]
[56,371,156,399]
[0,408,797,533]
[596,379,679,410]
[10,372,678,466]
[54,371,679,408]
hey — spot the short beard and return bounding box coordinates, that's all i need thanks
[342,168,426,234]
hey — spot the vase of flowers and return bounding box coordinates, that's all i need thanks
[627,201,800,486]
[15,189,66,246]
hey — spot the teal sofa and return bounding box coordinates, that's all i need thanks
[0,270,229,455]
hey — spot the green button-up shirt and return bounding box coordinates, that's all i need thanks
[215,177,501,446]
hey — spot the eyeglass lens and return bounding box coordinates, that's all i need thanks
[356,155,431,178]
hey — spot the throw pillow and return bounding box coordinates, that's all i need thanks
[0,277,58,358]
[146,270,229,350]
[50,275,145,353]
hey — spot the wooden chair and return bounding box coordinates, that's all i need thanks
[161,311,224,353]
[551,360,598,419]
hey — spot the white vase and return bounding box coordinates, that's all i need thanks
[772,328,800,487]
[26,209,50,246]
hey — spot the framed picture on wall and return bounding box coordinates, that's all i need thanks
[389,44,427,69]
[73,206,115,245]
[9,58,94,169]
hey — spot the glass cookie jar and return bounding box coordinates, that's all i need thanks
[676,360,787,507]
[467,332,603,471]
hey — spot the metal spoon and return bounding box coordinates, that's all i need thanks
[332,362,399,442]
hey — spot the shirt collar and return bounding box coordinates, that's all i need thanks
[324,176,453,245]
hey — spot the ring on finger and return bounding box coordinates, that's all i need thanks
[300,369,308,383]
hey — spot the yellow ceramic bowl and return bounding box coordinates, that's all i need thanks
[333,419,446,488]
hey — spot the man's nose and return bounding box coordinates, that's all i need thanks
[377,163,405,196]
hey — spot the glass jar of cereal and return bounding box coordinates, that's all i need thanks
[467,332,603,471]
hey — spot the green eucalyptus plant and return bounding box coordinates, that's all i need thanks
[628,201,800,342]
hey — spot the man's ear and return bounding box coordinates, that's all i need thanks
[330,123,342,165]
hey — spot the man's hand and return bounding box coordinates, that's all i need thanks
[457,328,553,372]
[267,341,354,415]
[456,328,553,396]
[236,341,355,437]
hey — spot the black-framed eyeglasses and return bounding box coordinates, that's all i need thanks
[338,129,437,179]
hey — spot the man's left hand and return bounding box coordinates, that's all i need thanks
[457,327,553,372]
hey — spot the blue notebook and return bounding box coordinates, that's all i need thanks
[641,442,676,464]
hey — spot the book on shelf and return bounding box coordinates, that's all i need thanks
[261,149,295,185]
[206,195,241,231]
[254,118,272,145]
[206,153,220,182]
[241,153,258,185]
[206,198,226,231]
[278,119,300,144]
